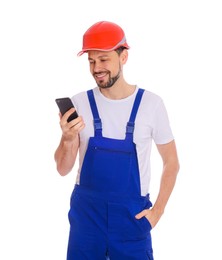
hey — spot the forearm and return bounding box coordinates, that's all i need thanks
[152,163,179,217]
[54,135,79,176]
[54,112,85,176]
[135,140,180,227]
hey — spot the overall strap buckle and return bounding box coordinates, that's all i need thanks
[126,122,135,134]
[94,118,102,130]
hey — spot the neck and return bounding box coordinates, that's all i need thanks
[99,80,136,100]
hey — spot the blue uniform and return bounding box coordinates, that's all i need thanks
[67,89,154,260]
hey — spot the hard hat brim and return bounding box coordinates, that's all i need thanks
[77,41,130,56]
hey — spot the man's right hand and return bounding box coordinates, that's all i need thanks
[59,108,85,142]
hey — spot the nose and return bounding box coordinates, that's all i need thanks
[93,62,102,73]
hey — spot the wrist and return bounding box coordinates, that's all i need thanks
[152,205,165,218]
[62,135,78,146]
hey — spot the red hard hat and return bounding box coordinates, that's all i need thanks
[77,21,130,56]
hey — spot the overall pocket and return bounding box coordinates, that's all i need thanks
[108,199,152,241]
[123,202,152,241]
[90,147,132,192]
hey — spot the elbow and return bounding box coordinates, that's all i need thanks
[166,159,180,177]
[58,170,67,177]
[177,162,180,173]
[56,165,70,177]
[176,159,180,174]
[173,160,180,177]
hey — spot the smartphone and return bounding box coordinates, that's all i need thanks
[55,97,78,122]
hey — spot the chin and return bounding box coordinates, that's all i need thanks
[97,81,108,88]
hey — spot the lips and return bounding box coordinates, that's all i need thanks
[94,72,108,79]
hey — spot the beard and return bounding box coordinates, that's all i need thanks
[94,65,121,89]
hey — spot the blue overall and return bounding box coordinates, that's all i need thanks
[67,89,154,260]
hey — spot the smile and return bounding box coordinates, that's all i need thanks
[94,72,108,79]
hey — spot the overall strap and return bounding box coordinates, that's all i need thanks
[87,90,102,137]
[126,88,145,140]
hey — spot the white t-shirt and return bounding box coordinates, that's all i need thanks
[72,86,174,196]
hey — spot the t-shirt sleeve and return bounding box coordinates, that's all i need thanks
[152,100,174,144]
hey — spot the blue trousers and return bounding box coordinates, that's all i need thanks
[67,186,154,260]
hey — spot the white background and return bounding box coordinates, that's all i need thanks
[0,0,222,259]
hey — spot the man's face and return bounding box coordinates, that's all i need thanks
[88,50,122,89]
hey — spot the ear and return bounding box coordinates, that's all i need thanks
[120,49,128,65]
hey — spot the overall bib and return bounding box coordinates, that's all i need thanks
[67,89,154,260]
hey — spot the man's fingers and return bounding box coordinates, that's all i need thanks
[135,209,148,219]
[63,108,76,121]
[69,116,84,128]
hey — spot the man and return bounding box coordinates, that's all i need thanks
[54,21,179,260]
